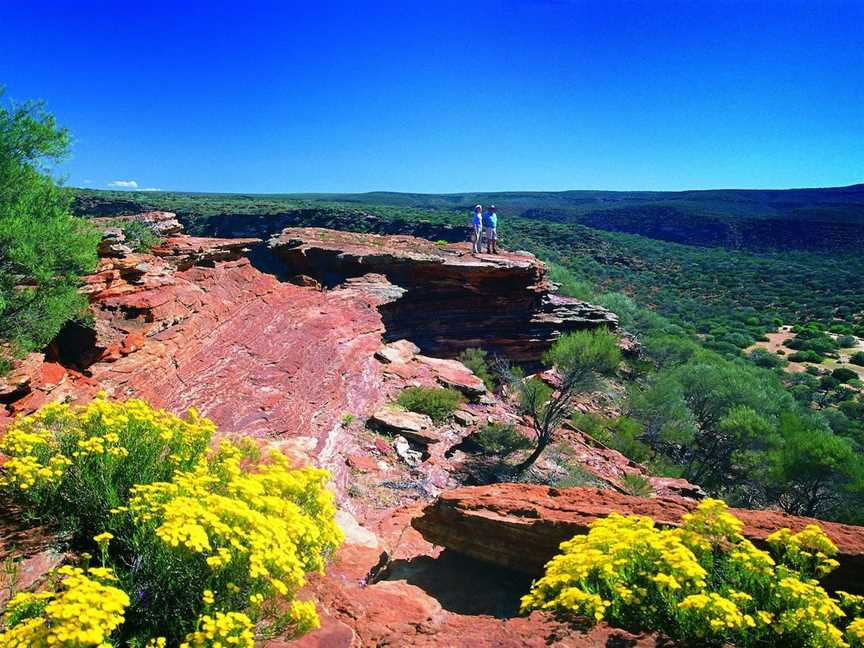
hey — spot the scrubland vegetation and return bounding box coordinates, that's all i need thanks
[0,397,341,646]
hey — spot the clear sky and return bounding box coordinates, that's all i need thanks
[1,0,861,193]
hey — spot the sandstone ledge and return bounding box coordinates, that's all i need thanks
[412,484,864,592]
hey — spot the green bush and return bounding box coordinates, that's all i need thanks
[397,386,462,423]
[851,352,864,367]
[747,348,787,369]
[573,413,652,464]
[0,88,100,364]
[838,335,858,348]
[619,473,653,497]
[788,350,824,364]
[473,422,532,457]
[833,367,859,384]
[111,218,160,252]
[458,347,496,390]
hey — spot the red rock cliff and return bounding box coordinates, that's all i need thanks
[268,228,618,364]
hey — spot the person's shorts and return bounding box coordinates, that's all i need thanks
[485,226,497,241]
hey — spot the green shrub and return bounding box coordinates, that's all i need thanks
[851,352,864,367]
[838,335,858,349]
[747,348,787,369]
[0,397,342,646]
[473,422,532,457]
[0,89,100,364]
[619,473,653,497]
[788,350,824,364]
[833,367,859,384]
[111,218,160,252]
[458,347,496,390]
[397,386,462,423]
[573,413,651,464]
[521,499,864,647]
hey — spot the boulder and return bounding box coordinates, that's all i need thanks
[375,339,421,365]
[412,484,864,592]
[414,355,487,399]
[370,409,439,445]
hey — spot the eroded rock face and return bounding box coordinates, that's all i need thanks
[268,228,618,364]
[412,484,864,592]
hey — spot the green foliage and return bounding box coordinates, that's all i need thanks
[341,412,355,427]
[832,368,859,384]
[0,88,100,364]
[838,335,858,348]
[507,329,622,473]
[851,352,864,367]
[747,348,788,369]
[473,422,532,457]
[544,328,621,380]
[111,218,160,252]
[572,413,652,464]
[788,350,824,364]
[458,347,496,390]
[397,386,462,423]
[619,473,653,497]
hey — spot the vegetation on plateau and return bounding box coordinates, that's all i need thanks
[523,498,864,647]
[71,188,864,523]
[0,397,342,646]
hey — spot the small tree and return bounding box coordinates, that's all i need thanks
[0,87,100,364]
[503,328,621,474]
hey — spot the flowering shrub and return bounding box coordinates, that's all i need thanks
[0,565,129,646]
[0,397,342,647]
[0,396,213,541]
[115,438,343,643]
[521,498,864,647]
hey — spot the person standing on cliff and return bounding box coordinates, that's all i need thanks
[471,204,483,253]
[484,205,499,254]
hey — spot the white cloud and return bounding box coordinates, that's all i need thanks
[139,187,162,192]
[108,180,138,189]
[82,179,93,185]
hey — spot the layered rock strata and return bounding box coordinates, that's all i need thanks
[268,228,618,363]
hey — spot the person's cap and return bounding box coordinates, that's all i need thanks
[474,204,482,209]
[490,205,496,210]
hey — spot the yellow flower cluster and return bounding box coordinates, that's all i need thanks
[0,396,214,497]
[521,498,864,647]
[768,524,841,576]
[125,439,343,632]
[848,618,864,647]
[0,566,130,647]
[520,510,707,620]
[180,611,255,648]
[677,591,756,637]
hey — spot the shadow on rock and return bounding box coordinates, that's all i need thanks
[381,548,533,618]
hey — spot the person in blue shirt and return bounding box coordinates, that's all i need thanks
[483,205,499,254]
[470,204,483,253]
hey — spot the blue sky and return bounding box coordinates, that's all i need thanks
[1,0,861,193]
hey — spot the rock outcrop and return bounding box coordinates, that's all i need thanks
[412,484,864,592]
[268,228,618,364]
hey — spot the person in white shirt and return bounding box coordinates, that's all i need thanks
[470,204,483,253]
